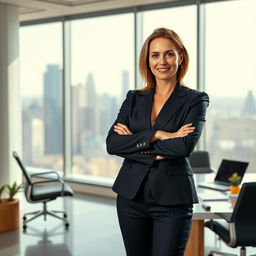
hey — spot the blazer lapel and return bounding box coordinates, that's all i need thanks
[137,88,154,130]
[152,84,188,130]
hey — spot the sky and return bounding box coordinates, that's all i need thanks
[20,0,256,99]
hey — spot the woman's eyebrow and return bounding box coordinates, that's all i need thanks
[151,49,175,53]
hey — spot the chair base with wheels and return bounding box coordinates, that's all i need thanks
[23,201,70,231]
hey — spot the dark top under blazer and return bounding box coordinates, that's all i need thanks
[106,83,209,205]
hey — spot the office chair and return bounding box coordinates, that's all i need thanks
[13,151,73,231]
[205,182,256,256]
[189,150,214,173]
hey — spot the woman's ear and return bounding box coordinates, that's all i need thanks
[178,52,184,65]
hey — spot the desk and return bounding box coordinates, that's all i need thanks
[184,173,256,256]
[184,201,232,256]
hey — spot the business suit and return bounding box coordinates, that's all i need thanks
[106,83,209,255]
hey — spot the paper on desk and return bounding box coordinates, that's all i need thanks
[198,190,229,201]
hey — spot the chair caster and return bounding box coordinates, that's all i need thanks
[65,222,69,229]
[208,254,214,256]
[64,213,67,218]
[23,216,27,221]
[23,225,27,231]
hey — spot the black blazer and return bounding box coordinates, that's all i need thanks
[106,83,209,205]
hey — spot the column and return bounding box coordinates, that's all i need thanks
[0,4,22,187]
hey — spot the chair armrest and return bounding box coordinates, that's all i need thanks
[214,212,233,223]
[31,178,65,196]
[31,171,61,179]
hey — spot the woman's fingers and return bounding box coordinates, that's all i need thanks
[114,127,124,135]
[182,123,193,128]
[114,123,133,135]
[176,124,195,137]
[117,123,130,132]
[155,155,165,160]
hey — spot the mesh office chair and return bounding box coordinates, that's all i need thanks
[13,151,73,231]
[189,150,214,173]
[205,182,256,256]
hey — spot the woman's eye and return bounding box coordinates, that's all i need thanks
[152,54,158,58]
[166,52,174,57]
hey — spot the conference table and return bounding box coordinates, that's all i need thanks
[184,173,256,256]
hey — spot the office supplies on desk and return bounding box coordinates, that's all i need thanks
[198,190,229,202]
[198,159,249,192]
[202,203,211,211]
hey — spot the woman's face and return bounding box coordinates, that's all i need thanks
[149,37,183,84]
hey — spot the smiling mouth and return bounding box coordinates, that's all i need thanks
[157,68,170,73]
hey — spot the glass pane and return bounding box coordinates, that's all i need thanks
[140,5,197,89]
[20,23,63,171]
[71,14,134,179]
[205,0,256,172]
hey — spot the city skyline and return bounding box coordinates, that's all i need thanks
[22,63,256,177]
[22,64,130,176]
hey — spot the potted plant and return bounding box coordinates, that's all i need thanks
[228,172,241,194]
[0,182,23,232]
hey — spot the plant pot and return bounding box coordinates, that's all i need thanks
[0,198,20,232]
[230,185,240,194]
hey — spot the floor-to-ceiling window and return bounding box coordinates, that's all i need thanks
[70,14,134,179]
[20,22,63,172]
[205,0,256,172]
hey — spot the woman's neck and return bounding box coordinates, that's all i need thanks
[155,79,177,97]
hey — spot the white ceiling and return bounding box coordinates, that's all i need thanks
[0,0,175,22]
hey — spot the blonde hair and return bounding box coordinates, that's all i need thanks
[139,27,189,91]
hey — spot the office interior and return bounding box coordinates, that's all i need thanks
[0,0,256,255]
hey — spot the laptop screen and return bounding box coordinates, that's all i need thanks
[214,159,249,185]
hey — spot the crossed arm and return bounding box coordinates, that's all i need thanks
[106,90,209,165]
[114,122,195,160]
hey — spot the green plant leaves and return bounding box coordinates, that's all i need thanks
[0,182,23,202]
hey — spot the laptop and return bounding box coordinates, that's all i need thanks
[198,159,249,192]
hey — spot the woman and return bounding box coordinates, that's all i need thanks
[106,28,209,256]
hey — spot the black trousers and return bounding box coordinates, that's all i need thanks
[116,172,193,256]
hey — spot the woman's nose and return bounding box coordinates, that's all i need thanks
[159,55,167,64]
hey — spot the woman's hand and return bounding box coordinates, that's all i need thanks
[114,123,133,135]
[152,123,195,141]
[155,155,165,160]
[174,123,195,138]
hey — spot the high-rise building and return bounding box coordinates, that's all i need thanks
[72,84,81,154]
[22,108,32,164]
[84,72,97,137]
[43,64,63,155]
[242,90,256,116]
